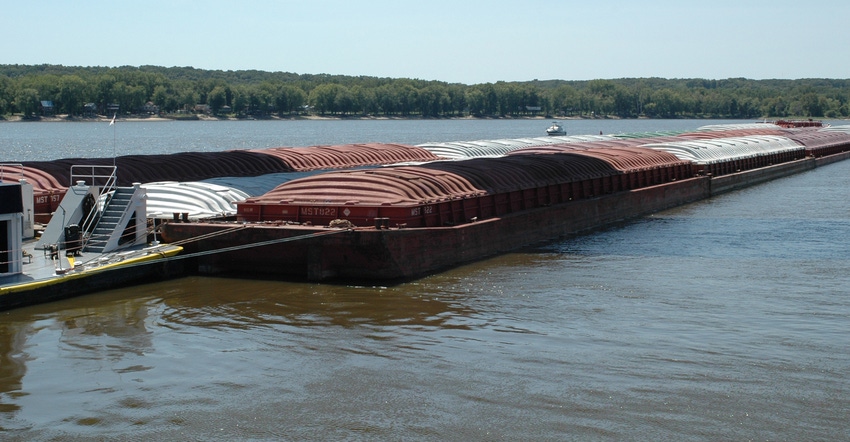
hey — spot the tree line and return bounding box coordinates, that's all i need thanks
[1,64,848,120]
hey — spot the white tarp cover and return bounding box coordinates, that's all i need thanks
[142,181,250,220]
[417,135,612,159]
[638,135,804,164]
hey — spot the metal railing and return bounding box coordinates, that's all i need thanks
[70,165,118,249]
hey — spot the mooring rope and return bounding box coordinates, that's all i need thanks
[173,227,349,260]
[164,224,249,246]
[68,227,351,273]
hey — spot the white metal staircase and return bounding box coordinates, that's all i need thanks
[36,165,148,255]
[83,186,143,253]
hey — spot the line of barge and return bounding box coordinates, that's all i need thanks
[158,152,848,282]
[160,123,850,283]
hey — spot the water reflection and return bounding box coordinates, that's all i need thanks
[156,276,479,331]
[0,274,484,415]
[0,295,158,419]
[0,275,491,436]
[0,323,27,414]
[57,303,155,358]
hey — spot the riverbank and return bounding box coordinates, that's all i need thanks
[5,114,844,125]
[2,114,560,123]
[1,114,713,123]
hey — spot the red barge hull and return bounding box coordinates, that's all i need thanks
[160,151,850,282]
[162,176,710,281]
[152,121,850,283]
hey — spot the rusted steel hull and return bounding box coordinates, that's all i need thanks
[159,149,850,282]
[161,176,711,281]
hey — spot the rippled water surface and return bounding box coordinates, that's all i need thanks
[1,119,849,440]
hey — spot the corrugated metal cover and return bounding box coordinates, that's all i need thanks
[17,145,436,188]
[784,130,850,150]
[509,145,689,172]
[821,125,850,134]
[252,143,440,170]
[251,154,618,206]
[697,123,783,132]
[678,128,789,139]
[417,135,614,159]
[512,138,647,153]
[612,131,687,139]
[250,168,478,206]
[0,164,66,192]
[22,150,293,187]
[640,135,803,164]
[142,181,250,219]
[526,135,612,143]
[570,147,690,172]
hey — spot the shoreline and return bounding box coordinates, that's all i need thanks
[2,114,843,124]
[3,114,750,124]
[1,114,566,123]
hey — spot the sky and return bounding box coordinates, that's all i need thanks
[4,0,848,85]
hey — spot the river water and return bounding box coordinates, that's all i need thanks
[1,119,849,440]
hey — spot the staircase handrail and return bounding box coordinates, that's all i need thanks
[71,165,118,248]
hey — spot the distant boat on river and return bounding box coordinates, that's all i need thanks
[546,121,566,136]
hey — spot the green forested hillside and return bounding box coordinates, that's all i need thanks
[1,64,847,119]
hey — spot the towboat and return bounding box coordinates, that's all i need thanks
[1,165,183,311]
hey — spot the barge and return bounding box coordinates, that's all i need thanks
[160,123,850,282]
